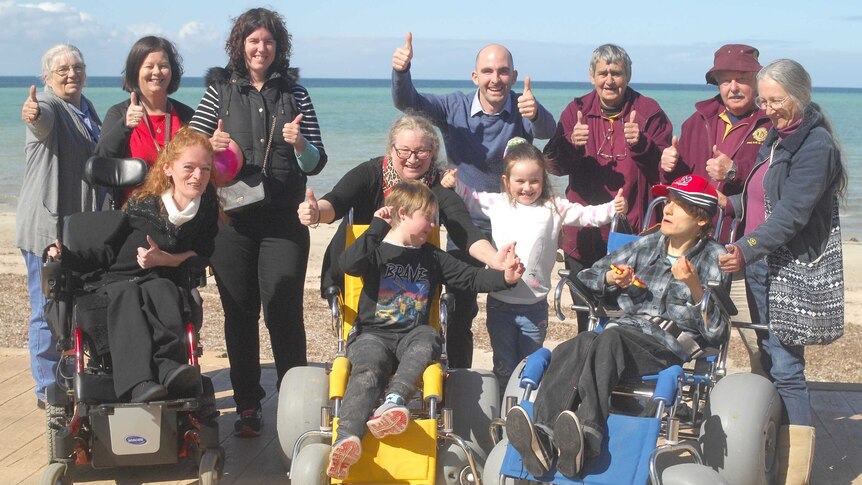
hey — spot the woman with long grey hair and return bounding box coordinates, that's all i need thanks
[719,58,846,485]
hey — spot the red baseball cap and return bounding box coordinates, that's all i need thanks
[705,44,762,85]
[652,175,718,214]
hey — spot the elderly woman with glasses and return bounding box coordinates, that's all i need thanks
[298,114,514,300]
[18,44,102,409]
[718,59,846,485]
[543,44,673,334]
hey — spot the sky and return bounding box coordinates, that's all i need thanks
[2,0,861,88]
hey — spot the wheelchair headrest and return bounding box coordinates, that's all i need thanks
[85,156,149,188]
[520,347,552,389]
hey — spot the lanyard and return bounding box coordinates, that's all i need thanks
[142,100,173,154]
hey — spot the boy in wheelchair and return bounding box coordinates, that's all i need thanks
[45,127,219,403]
[505,174,731,479]
[327,180,525,479]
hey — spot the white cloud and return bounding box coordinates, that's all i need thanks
[127,23,165,38]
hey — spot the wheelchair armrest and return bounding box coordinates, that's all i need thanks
[176,256,210,289]
[706,280,737,316]
[324,285,345,344]
[554,268,608,321]
[41,260,65,299]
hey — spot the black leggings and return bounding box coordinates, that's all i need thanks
[211,209,310,410]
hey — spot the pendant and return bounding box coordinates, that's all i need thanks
[156,127,162,134]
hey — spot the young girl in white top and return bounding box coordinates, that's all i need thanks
[442,137,627,387]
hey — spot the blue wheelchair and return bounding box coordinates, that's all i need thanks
[482,208,782,485]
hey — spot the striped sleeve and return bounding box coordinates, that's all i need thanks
[189,85,221,136]
[292,85,324,151]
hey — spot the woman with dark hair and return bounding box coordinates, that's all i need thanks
[190,7,327,437]
[96,36,194,204]
[719,59,846,484]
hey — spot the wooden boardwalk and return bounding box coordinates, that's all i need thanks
[1,350,860,484]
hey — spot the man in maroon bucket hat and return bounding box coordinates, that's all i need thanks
[659,44,772,242]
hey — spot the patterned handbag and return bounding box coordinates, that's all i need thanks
[766,197,844,345]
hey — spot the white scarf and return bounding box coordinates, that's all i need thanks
[161,189,201,227]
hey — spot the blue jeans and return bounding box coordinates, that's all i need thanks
[23,250,59,401]
[486,296,548,388]
[745,259,811,425]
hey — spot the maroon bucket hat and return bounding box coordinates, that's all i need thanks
[705,44,762,85]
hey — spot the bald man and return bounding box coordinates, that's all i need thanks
[391,34,555,368]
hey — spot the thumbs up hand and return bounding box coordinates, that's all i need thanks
[517,76,537,120]
[706,145,734,182]
[136,235,162,269]
[661,136,680,173]
[612,188,627,215]
[126,91,144,128]
[283,113,308,153]
[210,119,231,153]
[297,188,321,226]
[392,32,414,72]
[22,85,40,123]
[624,111,640,145]
[570,110,589,147]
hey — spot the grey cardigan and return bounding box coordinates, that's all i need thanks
[16,90,101,253]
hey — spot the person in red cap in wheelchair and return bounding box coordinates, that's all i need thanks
[506,174,730,479]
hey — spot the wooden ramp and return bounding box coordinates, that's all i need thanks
[0,351,286,484]
[1,350,860,484]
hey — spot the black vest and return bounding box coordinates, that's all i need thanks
[207,68,305,209]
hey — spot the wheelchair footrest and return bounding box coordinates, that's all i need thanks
[76,371,119,403]
[501,402,661,484]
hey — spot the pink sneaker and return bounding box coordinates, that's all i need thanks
[366,402,410,439]
[327,435,362,480]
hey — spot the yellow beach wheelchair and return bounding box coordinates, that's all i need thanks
[277,219,500,484]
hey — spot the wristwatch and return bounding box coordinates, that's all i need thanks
[726,162,737,182]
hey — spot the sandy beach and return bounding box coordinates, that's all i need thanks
[1,211,859,383]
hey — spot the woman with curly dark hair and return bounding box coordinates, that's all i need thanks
[190,7,327,437]
[96,36,194,205]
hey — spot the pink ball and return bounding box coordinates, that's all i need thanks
[214,140,243,184]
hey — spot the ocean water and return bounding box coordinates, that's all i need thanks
[2,77,861,237]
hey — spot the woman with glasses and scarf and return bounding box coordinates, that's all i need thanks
[18,44,101,410]
[297,114,514,304]
[543,44,673,334]
[719,59,846,485]
[189,7,327,437]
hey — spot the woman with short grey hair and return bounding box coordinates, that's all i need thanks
[18,43,101,409]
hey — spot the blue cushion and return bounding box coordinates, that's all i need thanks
[500,402,662,484]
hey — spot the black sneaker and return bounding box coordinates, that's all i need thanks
[234,404,262,437]
[505,405,554,477]
[553,410,585,478]
[130,380,168,403]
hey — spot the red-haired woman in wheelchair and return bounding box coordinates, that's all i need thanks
[47,127,219,403]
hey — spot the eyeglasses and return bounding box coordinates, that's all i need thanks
[597,117,628,161]
[53,64,86,77]
[755,96,788,110]
[392,145,432,160]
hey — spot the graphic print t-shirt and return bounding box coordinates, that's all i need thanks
[374,248,434,329]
